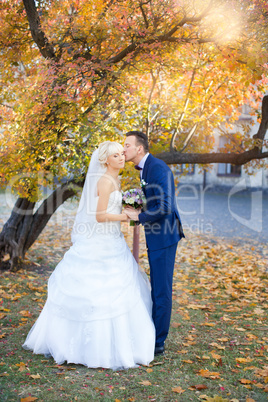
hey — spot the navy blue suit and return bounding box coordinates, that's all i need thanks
[138,154,184,347]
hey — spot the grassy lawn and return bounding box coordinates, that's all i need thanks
[0,216,268,402]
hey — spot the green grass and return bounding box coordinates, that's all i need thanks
[1,226,268,402]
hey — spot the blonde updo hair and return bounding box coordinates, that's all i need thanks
[98,141,124,168]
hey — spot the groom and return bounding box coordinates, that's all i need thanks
[124,131,184,356]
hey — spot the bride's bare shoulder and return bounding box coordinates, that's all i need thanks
[97,175,114,195]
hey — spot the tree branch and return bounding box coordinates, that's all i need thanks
[139,3,149,29]
[155,149,268,165]
[170,66,197,151]
[253,95,268,142]
[22,0,56,60]
[108,8,214,65]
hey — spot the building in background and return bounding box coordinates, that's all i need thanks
[175,105,268,192]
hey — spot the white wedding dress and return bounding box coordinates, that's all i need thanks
[23,190,155,370]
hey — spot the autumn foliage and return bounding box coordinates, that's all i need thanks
[0,0,268,268]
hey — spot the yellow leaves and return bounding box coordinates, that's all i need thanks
[236,357,253,364]
[19,310,32,317]
[0,313,6,320]
[211,352,223,360]
[182,359,194,364]
[198,369,221,379]
[209,343,225,350]
[199,395,229,401]
[30,374,41,379]
[217,338,228,342]
[139,380,151,386]
[16,362,27,372]
[254,366,268,378]
[20,397,38,402]
[239,378,251,384]
[171,386,185,394]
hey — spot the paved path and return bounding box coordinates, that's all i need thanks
[1,188,267,253]
[177,187,268,250]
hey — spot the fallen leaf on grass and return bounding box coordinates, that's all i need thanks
[171,322,181,328]
[0,313,6,320]
[172,386,185,394]
[146,368,153,373]
[236,357,253,364]
[139,380,151,386]
[16,362,26,372]
[199,396,229,401]
[254,307,264,315]
[198,369,221,379]
[239,379,251,384]
[211,352,222,360]
[19,310,32,317]
[209,343,225,350]
[20,397,38,402]
[30,374,41,379]
[189,384,208,390]
[183,359,193,364]
[254,366,268,377]
[254,382,265,389]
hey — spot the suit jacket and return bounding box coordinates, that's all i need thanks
[138,154,185,251]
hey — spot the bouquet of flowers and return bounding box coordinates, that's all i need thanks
[122,188,146,225]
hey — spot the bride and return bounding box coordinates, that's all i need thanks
[23,141,155,370]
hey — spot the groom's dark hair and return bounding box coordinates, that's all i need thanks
[125,131,149,153]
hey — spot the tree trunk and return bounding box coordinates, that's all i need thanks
[0,180,83,271]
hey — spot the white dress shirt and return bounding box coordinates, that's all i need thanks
[137,153,149,179]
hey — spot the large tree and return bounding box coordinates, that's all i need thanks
[0,0,267,269]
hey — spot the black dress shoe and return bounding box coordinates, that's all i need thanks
[154,345,165,356]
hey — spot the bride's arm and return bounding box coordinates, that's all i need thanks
[96,178,128,223]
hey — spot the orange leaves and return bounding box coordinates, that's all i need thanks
[198,369,221,380]
[209,343,225,351]
[20,397,38,402]
[189,384,208,390]
[16,362,27,372]
[30,374,41,379]
[171,386,185,394]
[239,378,251,384]
[19,310,32,318]
[139,380,151,386]
[210,352,223,360]
[236,357,253,364]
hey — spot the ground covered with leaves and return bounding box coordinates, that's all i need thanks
[0,211,268,402]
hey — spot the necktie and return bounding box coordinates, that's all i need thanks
[134,165,142,171]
